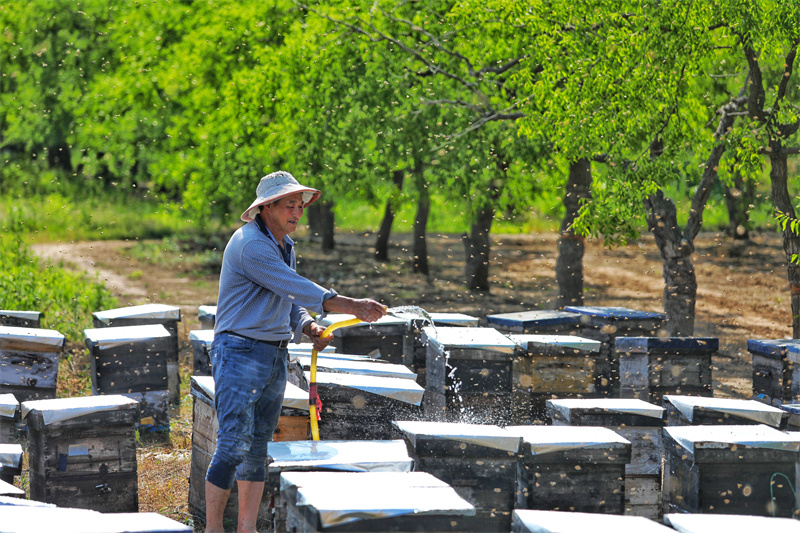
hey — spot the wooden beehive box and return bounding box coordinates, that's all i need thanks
[268,439,414,533]
[318,314,410,364]
[506,425,631,515]
[392,420,521,532]
[188,329,214,377]
[564,306,666,397]
[311,371,424,440]
[486,310,583,335]
[616,337,715,404]
[1,506,193,532]
[508,334,603,421]
[662,424,800,517]
[280,471,480,533]
[292,353,418,381]
[121,390,169,434]
[664,512,800,533]
[422,326,520,424]
[92,304,181,404]
[747,339,800,406]
[780,403,800,431]
[784,342,800,404]
[22,395,140,512]
[187,375,310,529]
[84,324,171,396]
[0,325,65,403]
[511,509,675,533]
[0,393,19,443]
[197,304,217,330]
[406,312,479,387]
[664,394,788,429]
[0,443,23,485]
[0,310,42,329]
[546,398,666,519]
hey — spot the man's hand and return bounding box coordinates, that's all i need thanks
[323,296,387,323]
[303,321,333,352]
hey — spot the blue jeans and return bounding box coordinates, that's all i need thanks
[205,332,287,490]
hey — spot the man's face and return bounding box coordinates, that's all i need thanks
[261,192,305,238]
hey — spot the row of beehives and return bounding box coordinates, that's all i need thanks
[185,365,800,532]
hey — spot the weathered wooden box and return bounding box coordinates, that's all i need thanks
[546,398,665,519]
[1,506,193,532]
[0,310,42,329]
[780,403,800,431]
[747,339,800,406]
[318,314,409,364]
[506,425,631,515]
[189,329,214,377]
[268,439,414,533]
[22,395,140,512]
[406,313,479,387]
[487,310,583,335]
[292,353,418,381]
[511,509,675,533]
[662,424,800,517]
[84,324,171,396]
[392,420,521,532]
[664,394,788,429]
[664,512,800,533]
[121,390,170,434]
[616,337,715,405]
[509,334,603,421]
[312,371,424,440]
[280,471,479,533]
[187,375,311,529]
[422,326,520,424]
[0,393,20,443]
[0,443,23,485]
[0,325,65,403]
[564,306,667,397]
[92,304,182,404]
[197,304,217,330]
[784,342,800,404]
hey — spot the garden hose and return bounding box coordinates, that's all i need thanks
[309,317,363,440]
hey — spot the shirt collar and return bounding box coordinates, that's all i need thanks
[253,215,294,264]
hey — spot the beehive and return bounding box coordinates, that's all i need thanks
[664,394,788,429]
[0,506,193,532]
[422,326,519,424]
[616,337,715,404]
[197,304,217,330]
[511,509,675,533]
[406,312,479,387]
[188,329,214,377]
[187,375,311,529]
[662,425,800,517]
[564,306,666,397]
[0,326,65,403]
[0,310,42,329]
[664,513,800,533]
[92,304,181,404]
[486,310,583,335]
[506,425,631,515]
[268,439,414,532]
[747,339,800,406]
[291,353,418,381]
[0,393,19,443]
[0,443,23,485]
[393,420,521,532]
[311,371,424,440]
[508,334,603,421]
[317,314,410,364]
[280,471,478,533]
[0,478,24,498]
[546,398,665,519]
[23,395,140,512]
[784,342,800,404]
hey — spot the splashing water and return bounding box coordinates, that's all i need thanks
[386,305,435,330]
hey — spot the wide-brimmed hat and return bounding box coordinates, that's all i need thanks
[240,170,321,222]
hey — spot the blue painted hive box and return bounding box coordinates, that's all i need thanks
[486,310,583,335]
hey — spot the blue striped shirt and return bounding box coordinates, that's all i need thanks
[214,220,337,342]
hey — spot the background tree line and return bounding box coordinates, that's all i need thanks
[2,0,800,335]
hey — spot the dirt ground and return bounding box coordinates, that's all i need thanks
[30,228,795,522]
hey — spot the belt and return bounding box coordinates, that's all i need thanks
[219,331,290,349]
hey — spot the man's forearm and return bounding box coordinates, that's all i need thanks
[323,295,386,323]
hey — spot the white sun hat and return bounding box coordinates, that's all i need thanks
[240,170,321,222]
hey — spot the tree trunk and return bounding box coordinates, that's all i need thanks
[307,201,335,251]
[769,145,800,337]
[556,158,591,308]
[723,170,753,240]
[463,203,495,292]
[374,170,404,262]
[412,167,429,275]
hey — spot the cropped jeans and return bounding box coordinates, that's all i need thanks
[205,332,287,490]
